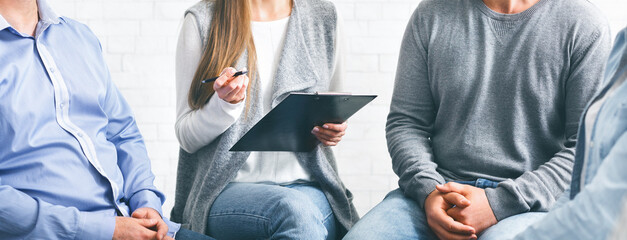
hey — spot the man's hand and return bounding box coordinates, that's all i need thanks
[113,217,159,240]
[424,190,477,240]
[131,208,168,240]
[436,183,498,234]
[312,122,347,146]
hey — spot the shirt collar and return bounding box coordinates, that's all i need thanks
[0,13,9,31]
[37,0,61,25]
[0,0,60,32]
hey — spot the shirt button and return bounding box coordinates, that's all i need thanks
[50,68,56,73]
[77,132,83,137]
[589,141,594,148]
[59,103,64,109]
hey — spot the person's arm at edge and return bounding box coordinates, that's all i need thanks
[386,6,446,208]
[513,132,627,240]
[0,182,115,239]
[174,14,244,153]
[484,21,612,221]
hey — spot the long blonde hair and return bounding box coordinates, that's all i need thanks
[188,0,258,110]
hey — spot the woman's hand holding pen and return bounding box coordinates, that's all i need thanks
[312,122,347,146]
[214,67,249,104]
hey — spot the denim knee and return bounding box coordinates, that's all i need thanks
[268,190,328,239]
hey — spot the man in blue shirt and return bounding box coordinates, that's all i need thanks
[0,0,212,239]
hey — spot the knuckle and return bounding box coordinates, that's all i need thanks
[448,223,455,231]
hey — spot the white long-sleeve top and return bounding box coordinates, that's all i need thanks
[175,13,345,184]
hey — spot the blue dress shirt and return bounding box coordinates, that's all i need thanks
[514,27,627,239]
[0,0,180,239]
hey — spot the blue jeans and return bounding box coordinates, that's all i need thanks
[176,228,215,240]
[206,182,337,240]
[344,180,546,240]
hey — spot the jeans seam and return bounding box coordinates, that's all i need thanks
[322,211,333,225]
[208,212,271,222]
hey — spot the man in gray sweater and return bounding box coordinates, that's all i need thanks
[344,0,610,239]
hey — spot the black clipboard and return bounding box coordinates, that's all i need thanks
[230,92,377,152]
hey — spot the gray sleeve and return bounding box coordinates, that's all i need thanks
[485,24,612,220]
[386,9,445,208]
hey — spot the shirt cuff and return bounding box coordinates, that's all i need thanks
[214,93,245,115]
[75,211,116,240]
[128,189,165,217]
[484,184,530,221]
[404,178,441,209]
[164,217,182,238]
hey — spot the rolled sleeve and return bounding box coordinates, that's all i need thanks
[128,189,165,216]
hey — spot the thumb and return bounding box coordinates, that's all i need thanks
[136,218,158,228]
[132,208,147,219]
[435,184,451,193]
[437,182,469,194]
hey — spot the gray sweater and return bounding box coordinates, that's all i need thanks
[170,0,359,235]
[388,0,610,220]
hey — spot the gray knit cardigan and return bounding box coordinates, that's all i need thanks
[170,0,359,236]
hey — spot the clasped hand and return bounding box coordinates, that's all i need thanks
[113,207,173,240]
[424,182,498,240]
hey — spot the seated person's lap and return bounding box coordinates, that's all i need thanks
[207,182,337,240]
[344,188,546,240]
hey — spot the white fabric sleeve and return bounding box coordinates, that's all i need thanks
[329,11,345,92]
[175,14,244,153]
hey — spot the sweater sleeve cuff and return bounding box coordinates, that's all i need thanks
[484,185,530,221]
[128,189,165,217]
[213,93,245,115]
[405,178,441,209]
[75,212,116,240]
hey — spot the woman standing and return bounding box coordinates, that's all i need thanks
[170,0,358,239]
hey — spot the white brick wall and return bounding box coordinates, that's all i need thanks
[49,0,626,217]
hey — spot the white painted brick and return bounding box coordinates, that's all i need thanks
[348,37,400,54]
[106,21,141,36]
[103,1,154,20]
[137,123,159,141]
[368,20,407,37]
[52,0,76,18]
[381,3,414,20]
[110,72,145,89]
[372,157,395,175]
[155,1,191,20]
[343,20,369,37]
[76,1,104,20]
[337,155,371,175]
[140,20,180,36]
[342,175,390,191]
[158,123,177,141]
[107,36,135,53]
[379,54,399,72]
[150,159,171,175]
[134,107,175,124]
[135,36,169,54]
[103,53,123,72]
[355,3,382,20]
[346,54,378,72]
